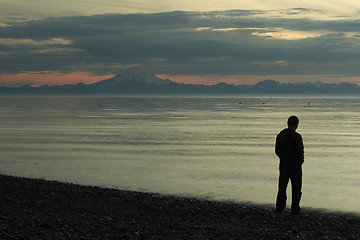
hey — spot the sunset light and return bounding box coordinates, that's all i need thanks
[0,71,115,87]
[1,2,360,238]
[1,0,360,86]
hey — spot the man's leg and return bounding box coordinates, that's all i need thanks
[276,165,289,212]
[290,167,302,214]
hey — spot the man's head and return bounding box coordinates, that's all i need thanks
[287,116,299,130]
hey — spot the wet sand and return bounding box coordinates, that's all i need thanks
[1,174,359,239]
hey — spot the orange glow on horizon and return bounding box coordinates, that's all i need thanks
[1,72,359,87]
[0,71,115,87]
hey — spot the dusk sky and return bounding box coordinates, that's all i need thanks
[1,0,360,86]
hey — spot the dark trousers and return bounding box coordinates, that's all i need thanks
[276,162,302,213]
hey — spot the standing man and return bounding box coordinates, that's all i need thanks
[275,116,304,214]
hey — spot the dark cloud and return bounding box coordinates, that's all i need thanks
[1,10,360,78]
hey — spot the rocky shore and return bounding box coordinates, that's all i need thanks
[1,174,359,240]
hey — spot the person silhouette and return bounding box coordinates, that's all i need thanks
[275,116,304,214]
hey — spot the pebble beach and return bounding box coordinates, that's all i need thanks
[1,174,359,240]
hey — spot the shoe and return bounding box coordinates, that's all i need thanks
[291,210,300,215]
[291,205,301,215]
[275,208,284,213]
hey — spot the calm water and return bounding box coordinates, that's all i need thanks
[0,96,359,213]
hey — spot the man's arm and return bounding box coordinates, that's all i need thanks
[297,134,304,164]
[275,133,283,158]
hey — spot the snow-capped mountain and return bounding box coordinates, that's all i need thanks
[93,67,172,87]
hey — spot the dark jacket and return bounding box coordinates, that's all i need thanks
[275,128,304,165]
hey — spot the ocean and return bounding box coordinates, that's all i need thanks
[0,95,359,214]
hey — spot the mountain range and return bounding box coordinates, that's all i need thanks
[1,67,360,95]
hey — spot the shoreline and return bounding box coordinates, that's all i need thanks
[1,174,359,239]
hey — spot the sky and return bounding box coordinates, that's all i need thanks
[1,0,360,86]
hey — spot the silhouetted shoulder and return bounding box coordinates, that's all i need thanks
[275,128,304,163]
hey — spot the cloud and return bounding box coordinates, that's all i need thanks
[1,9,360,85]
[196,25,335,40]
[2,1,360,21]
[0,38,72,46]
[196,27,240,32]
[251,28,334,40]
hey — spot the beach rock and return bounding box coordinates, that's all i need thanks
[1,174,360,240]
